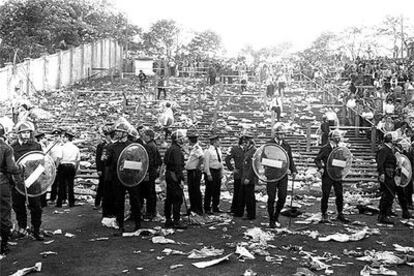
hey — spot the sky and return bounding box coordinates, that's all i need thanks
[113,0,414,55]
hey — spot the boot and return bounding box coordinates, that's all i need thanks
[173,220,187,229]
[1,231,10,255]
[402,210,412,219]
[378,215,394,225]
[337,213,350,224]
[269,220,276,229]
[164,219,174,228]
[33,228,45,241]
[133,221,141,232]
[320,213,330,223]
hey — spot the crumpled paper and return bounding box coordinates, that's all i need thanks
[151,236,176,244]
[10,262,42,276]
[244,227,274,244]
[188,247,224,259]
[235,246,255,260]
[192,253,232,269]
[360,265,397,276]
[101,217,119,229]
[356,251,405,265]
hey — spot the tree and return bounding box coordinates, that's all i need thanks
[0,0,140,66]
[141,19,179,57]
[187,30,222,58]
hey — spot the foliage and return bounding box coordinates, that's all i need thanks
[0,0,140,66]
[187,30,222,58]
[139,19,179,57]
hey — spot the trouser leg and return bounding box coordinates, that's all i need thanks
[379,179,395,216]
[395,185,409,214]
[12,188,27,229]
[231,178,241,214]
[237,184,246,217]
[127,186,141,226]
[1,184,12,236]
[28,196,42,230]
[211,169,222,211]
[147,177,157,216]
[115,184,126,229]
[321,176,333,214]
[275,177,288,220]
[333,181,344,214]
[204,173,213,212]
[245,184,256,219]
[95,174,104,207]
[266,182,277,220]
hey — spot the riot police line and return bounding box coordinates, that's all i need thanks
[0,119,412,255]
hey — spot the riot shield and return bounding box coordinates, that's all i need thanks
[395,152,412,187]
[252,144,289,182]
[117,143,149,187]
[326,146,352,181]
[14,151,56,197]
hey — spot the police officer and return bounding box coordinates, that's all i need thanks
[238,132,257,220]
[104,123,141,234]
[164,131,187,229]
[314,129,349,224]
[376,133,411,224]
[0,123,23,254]
[184,129,204,215]
[94,126,112,209]
[266,125,297,228]
[101,127,117,218]
[11,121,44,241]
[225,134,247,216]
[141,129,162,219]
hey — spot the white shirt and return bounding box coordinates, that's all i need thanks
[61,142,80,167]
[383,103,395,114]
[346,99,356,109]
[203,145,223,174]
[361,111,374,120]
[185,142,204,170]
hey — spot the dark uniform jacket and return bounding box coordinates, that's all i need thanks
[314,142,335,178]
[376,144,396,178]
[241,145,258,185]
[144,140,162,179]
[224,145,244,180]
[11,140,42,161]
[0,140,21,185]
[104,140,132,183]
[266,138,297,174]
[96,141,107,173]
[164,143,184,182]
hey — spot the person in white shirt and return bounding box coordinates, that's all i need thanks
[56,130,80,208]
[325,108,339,127]
[184,130,204,215]
[383,99,395,115]
[49,128,63,202]
[203,134,223,214]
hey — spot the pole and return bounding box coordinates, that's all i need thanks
[401,15,404,59]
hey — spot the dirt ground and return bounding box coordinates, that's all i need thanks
[1,196,414,276]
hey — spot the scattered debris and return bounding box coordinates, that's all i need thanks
[235,246,255,260]
[188,247,224,259]
[10,262,42,276]
[151,236,176,244]
[360,265,397,276]
[192,253,233,269]
[170,264,184,270]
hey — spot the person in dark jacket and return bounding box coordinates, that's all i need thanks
[320,115,330,146]
[101,128,117,218]
[141,129,162,219]
[238,132,257,220]
[104,123,141,235]
[11,122,44,241]
[94,127,112,209]
[376,133,411,224]
[314,130,349,224]
[225,135,247,215]
[266,125,297,228]
[0,123,23,254]
[164,131,187,229]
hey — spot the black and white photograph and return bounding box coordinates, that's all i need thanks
[0,0,414,275]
